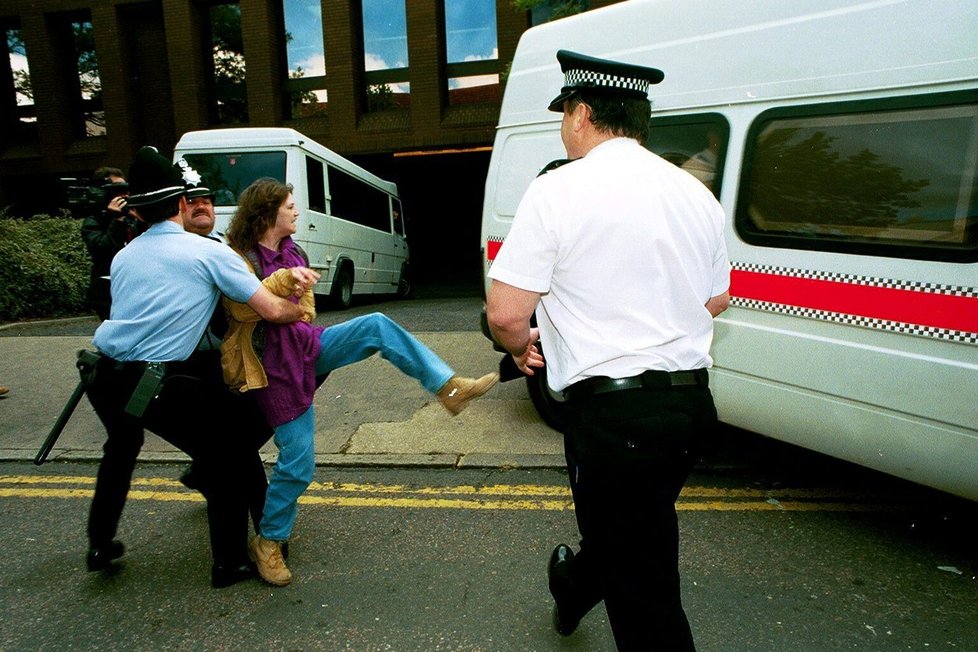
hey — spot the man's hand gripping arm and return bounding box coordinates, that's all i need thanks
[486,280,545,376]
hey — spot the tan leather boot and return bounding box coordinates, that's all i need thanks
[436,373,499,416]
[249,535,292,586]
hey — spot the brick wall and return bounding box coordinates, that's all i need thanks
[0,0,624,215]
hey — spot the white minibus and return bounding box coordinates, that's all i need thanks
[480,0,978,501]
[175,127,410,308]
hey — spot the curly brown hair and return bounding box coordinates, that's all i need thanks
[226,177,294,252]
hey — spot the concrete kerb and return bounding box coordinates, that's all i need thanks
[0,315,95,332]
[2,449,567,471]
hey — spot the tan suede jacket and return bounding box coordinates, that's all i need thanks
[221,254,316,392]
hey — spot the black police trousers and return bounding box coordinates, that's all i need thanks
[558,379,717,651]
[85,350,270,568]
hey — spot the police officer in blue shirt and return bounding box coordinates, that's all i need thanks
[84,146,318,588]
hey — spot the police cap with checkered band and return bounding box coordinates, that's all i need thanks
[547,50,664,113]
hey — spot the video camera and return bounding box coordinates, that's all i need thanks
[61,177,130,216]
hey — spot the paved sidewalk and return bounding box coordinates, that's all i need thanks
[0,320,564,470]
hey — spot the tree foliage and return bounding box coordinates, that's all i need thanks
[749,128,930,230]
[8,29,32,104]
[512,0,588,21]
[209,4,248,123]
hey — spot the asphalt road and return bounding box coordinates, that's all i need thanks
[0,462,975,651]
[3,290,976,650]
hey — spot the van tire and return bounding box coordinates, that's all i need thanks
[330,265,354,310]
[396,263,414,299]
[525,347,568,432]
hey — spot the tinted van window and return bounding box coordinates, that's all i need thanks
[738,93,978,262]
[306,156,326,213]
[182,151,287,206]
[327,165,391,232]
[647,113,729,198]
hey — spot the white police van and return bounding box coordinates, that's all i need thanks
[481,0,978,501]
[175,127,411,308]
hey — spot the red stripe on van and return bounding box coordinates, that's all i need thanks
[486,239,503,262]
[730,270,978,334]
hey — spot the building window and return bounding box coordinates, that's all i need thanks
[3,23,36,144]
[72,17,103,137]
[361,0,409,111]
[209,2,248,125]
[444,0,500,106]
[283,0,327,118]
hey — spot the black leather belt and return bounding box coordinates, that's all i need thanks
[100,357,149,372]
[564,368,708,400]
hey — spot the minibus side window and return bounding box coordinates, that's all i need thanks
[392,198,406,237]
[738,94,978,262]
[327,165,392,232]
[646,114,729,199]
[306,156,326,213]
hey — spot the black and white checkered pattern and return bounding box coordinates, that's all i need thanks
[564,68,648,94]
[730,262,978,344]
[732,262,978,298]
[732,298,977,344]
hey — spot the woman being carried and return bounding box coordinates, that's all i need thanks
[222,177,498,587]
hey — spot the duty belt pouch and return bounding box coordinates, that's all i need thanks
[76,350,101,385]
[124,362,166,418]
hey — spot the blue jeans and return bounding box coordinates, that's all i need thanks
[259,313,454,541]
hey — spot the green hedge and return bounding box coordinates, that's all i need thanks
[0,210,92,322]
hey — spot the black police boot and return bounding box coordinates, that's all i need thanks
[548,543,585,636]
[211,560,256,589]
[87,540,125,572]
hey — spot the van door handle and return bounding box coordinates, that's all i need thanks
[308,224,316,230]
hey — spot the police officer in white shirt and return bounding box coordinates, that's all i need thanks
[487,50,731,650]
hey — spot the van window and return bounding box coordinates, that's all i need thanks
[306,156,326,213]
[392,197,405,237]
[647,114,729,198]
[327,165,391,232]
[182,151,287,206]
[737,93,978,262]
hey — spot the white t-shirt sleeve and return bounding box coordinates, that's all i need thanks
[709,203,732,296]
[487,179,558,294]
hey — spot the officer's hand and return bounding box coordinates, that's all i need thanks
[290,266,320,294]
[512,328,544,376]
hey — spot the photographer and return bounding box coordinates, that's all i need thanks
[79,167,143,320]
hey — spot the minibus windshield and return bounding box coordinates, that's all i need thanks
[181,151,287,206]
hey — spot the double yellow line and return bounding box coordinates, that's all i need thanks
[0,474,902,512]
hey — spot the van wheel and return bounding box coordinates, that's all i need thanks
[330,266,354,310]
[396,263,414,299]
[525,347,568,432]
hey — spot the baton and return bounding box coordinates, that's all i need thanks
[34,349,100,466]
[34,379,87,466]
